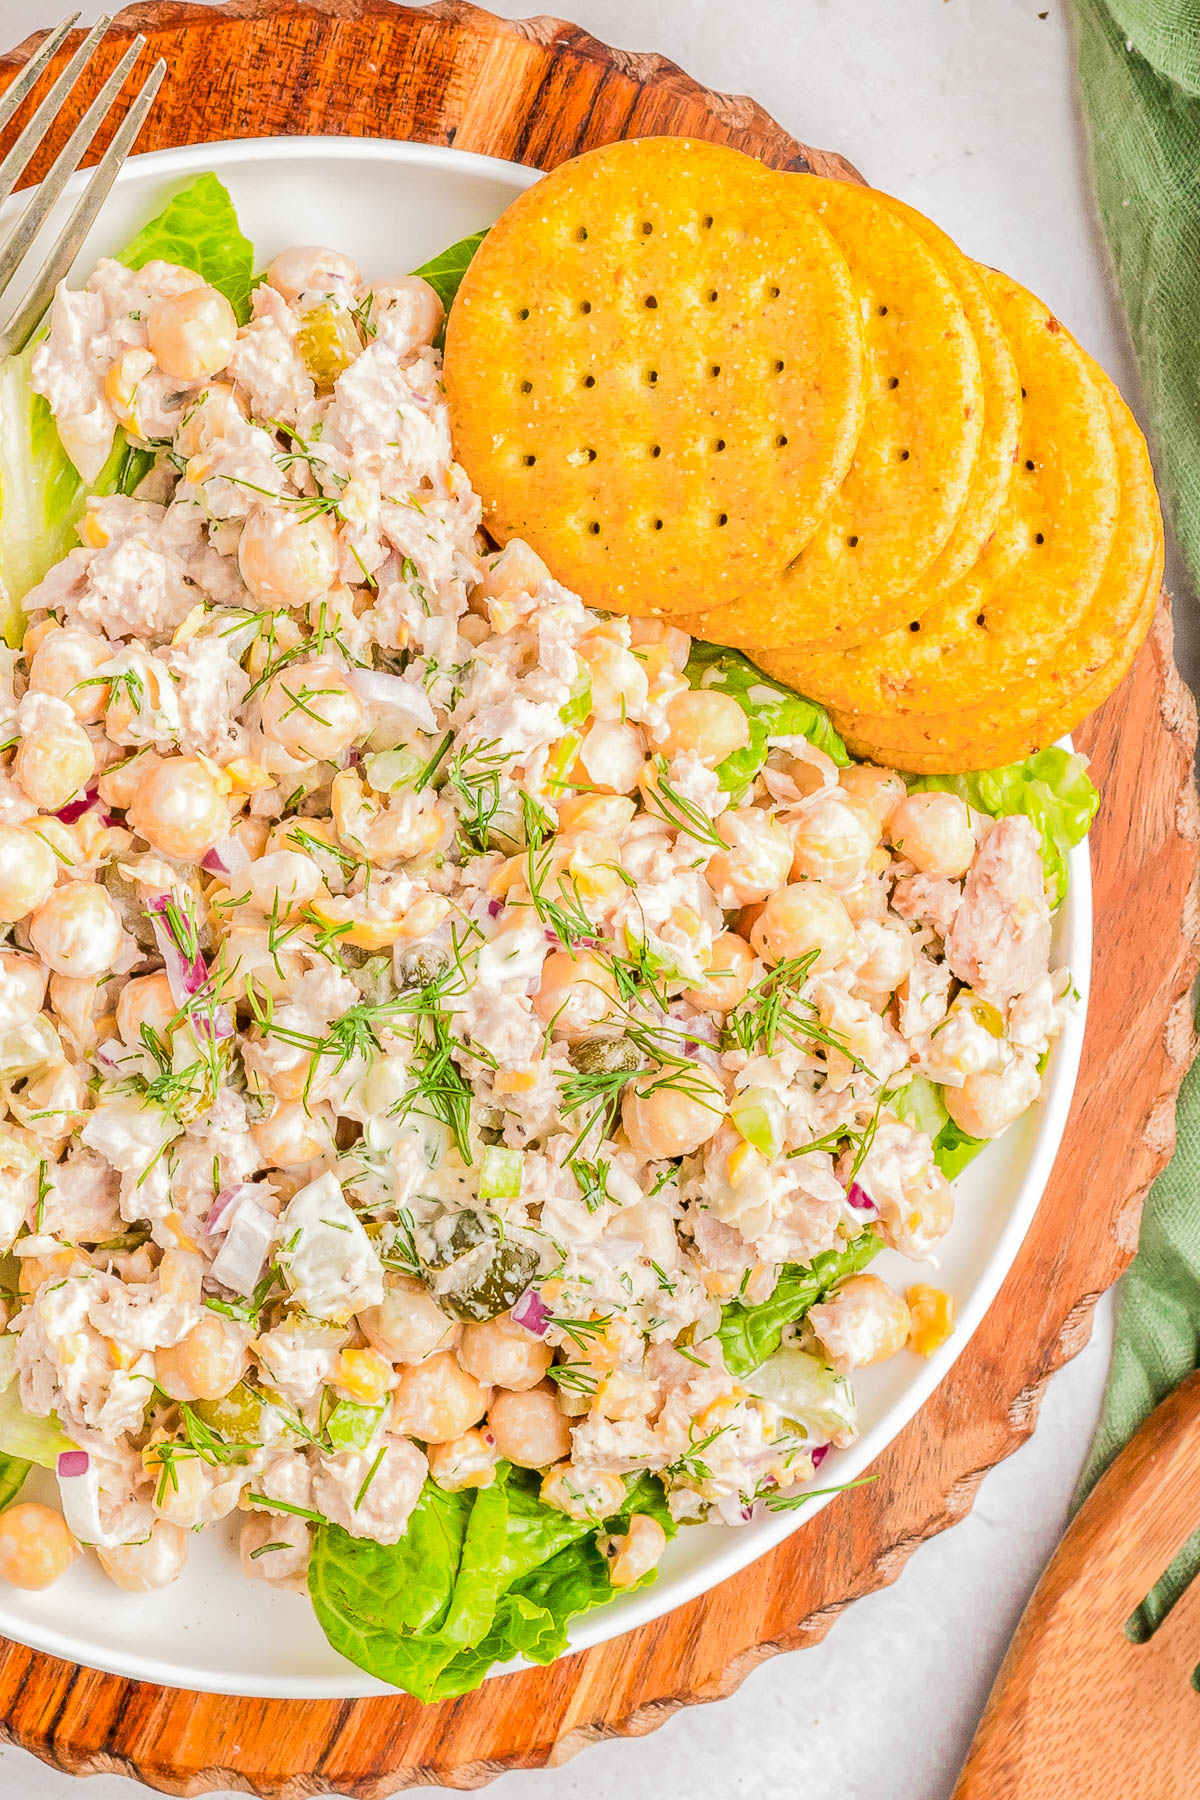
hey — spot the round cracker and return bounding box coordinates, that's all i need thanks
[444,137,866,618]
[819,369,1162,769]
[676,175,984,651]
[872,190,1021,598]
[757,271,1121,716]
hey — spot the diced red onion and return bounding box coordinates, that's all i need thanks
[487,899,504,918]
[845,1181,878,1216]
[146,894,233,1041]
[811,1443,830,1470]
[211,1198,277,1295]
[54,785,99,825]
[57,1450,89,1478]
[201,835,252,878]
[511,1288,550,1336]
[203,1182,260,1238]
[346,667,437,731]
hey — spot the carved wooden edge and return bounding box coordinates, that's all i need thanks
[0,0,861,184]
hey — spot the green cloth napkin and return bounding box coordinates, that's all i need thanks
[1071,2,1200,1595]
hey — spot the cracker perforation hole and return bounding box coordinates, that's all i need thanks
[521,454,536,467]
[897,448,911,462]
[709,363,722,377]
[715,513,729,528]
[652,518,664,531]
[519,380,533,394]
[976,612,986,626]
[713,439,726,453]
[650,444,662,458]
[1034,531,1045,545]
[646,369,658,385]
[706,289,718,304]
[517,307,530,321]
[846,535,860,548]
[582,374,596,388]
[888,376,900,390]
[644,295,658,309]
[772,359,785,374]
[579,300,592,315]
[877,303,889,316]
[774,433,789,448]
[641,221,653,235]
[702,214,714,229]
[587,521,601,535]
[575,227,589,242]
[908,620,920,633]
[1024,458,1036,470]
[767,284,780,299]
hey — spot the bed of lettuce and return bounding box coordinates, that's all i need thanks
[0,175,1100,1700]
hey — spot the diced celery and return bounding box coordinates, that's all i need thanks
[326,1399,384,1454]
[298,301,362,392]
[0,1378,75,1468]
[730,1086,784,1158]
[559,659,592,730]
[747,1348,857,1445]
[479,1145,524,1202]
[364,748,421,793]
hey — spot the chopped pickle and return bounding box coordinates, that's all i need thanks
[298,300,362,393]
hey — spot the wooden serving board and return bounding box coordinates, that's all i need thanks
[0,4,1196,1793]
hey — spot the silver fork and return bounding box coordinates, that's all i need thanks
[0,13,165,358]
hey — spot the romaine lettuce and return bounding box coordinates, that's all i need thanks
[908,746,1098,908]
[413,228,487,316]
[717,1228,881,1377]
[308,1463,672,1700]
[685,642,850,801]
[118,172,256,323]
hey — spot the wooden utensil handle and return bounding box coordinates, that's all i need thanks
[956,1371,1200,1800]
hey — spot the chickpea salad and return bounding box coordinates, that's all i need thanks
[0,176,1097,1698]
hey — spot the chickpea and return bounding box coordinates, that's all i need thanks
[622,1065,726,1160]
[238,510,339,610]
[426,1427,501,1492]
[0,824,58,923]
[0,950,47,1034]
[28,883,122,979]
[157,1315,250,1402]
[659,689,750,764]
[838,762,906,826]
[577,635,649,721]
[473,538,551,607]
[99,748,161,814]
[750,881,857,971]
[808,1274,913,1372]
[682,931,755,1013]
[28,628,112,723]
[556,793,636,836]
[390,1350,490,1443]
[373,275,445,354]
[258,661,364,763]
[0,1503,79,1589]
[887,792,976,880]
[97,1520,188,1592]
[360,1275,456,1364]
[488,1384,572,1469]
[14,1061,86,1140]
[251,1099,336,1168]
[533,951,618,1041]
[49,972,106,1051]
[239,1512,311,1587]
[576,719,646,795]
[146,283,238,382]
[603,1512,667,1587]
[116,971,177,1045]
[788,791,877,890]
[854,918,914,996]
[104,346,157,431]
[238,849,324,916]
[944,1058,1042,1140]
[459,1315,554,1392]
[128,755,230,860]
[266,246,362,304]
[705,808,794,907]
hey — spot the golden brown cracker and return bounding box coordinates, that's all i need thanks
[677,175,984,651]
[444,138,866,617]
[818,369,1160,767]
[756,271,1121,717]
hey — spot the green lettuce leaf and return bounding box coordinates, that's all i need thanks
[685,642,850,801]
[413,228,487,316]
[308,1464,672,1700]
[890,1074,988,1181]
[118,172,256,323]
[0,1452,28,1511]
[717,1229,881,1378]
[908,746,1098,907]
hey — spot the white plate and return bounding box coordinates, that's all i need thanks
[0,136,1092,1697]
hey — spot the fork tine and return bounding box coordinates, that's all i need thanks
[0,14,81,140]
[0,57,165,359]
[0,34,146,296]
[0,14,112,214]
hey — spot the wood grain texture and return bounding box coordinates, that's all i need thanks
[955,1369,1200,1799]
[0,4,1195,1794]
